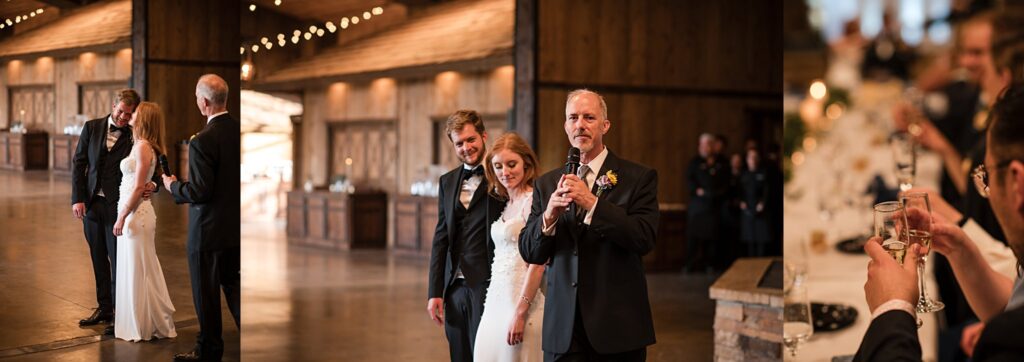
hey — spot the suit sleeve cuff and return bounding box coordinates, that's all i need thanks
[871,299,916,320]
[583,199,597,225]
[542,218,557,236]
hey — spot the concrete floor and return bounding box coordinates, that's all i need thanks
[0,170,239,361]
[241,212,716,361]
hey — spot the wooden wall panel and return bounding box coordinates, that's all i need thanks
[526,0,782,205]
[301,68,514,190]
[536,0,781,92]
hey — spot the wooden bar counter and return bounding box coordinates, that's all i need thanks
[0,132,48,171]
[391,195,439,259]
[286,190,388,250]
[51,134,79,176]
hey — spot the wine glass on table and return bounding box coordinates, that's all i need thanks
[890,133,916,192]
[783,282,813,358]
[901,192,944,314]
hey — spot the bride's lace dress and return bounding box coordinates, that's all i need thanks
[114,147,177,341]
[473,192,544,361]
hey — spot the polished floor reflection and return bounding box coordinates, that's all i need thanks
[241,214,714,361]
[0,170,239,361]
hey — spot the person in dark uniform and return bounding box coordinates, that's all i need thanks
[739,148,773,258]
[684,133,730,273]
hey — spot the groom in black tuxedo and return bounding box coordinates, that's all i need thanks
[427,110,505,361]
[71,89,158,333]
[163,74,240,362]
[520,89,658,361]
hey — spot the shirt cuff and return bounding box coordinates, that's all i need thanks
[871,299,916,320]
[542,217,557,236]
[583,199,598,225]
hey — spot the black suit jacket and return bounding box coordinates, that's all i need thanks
[170,113,240,253]
[426,166,505,300]
[854,306,1024,361]
[72,115,161,206]
[519,150,659,354]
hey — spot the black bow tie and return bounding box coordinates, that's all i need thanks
[462,166,483,182]
[110,124,131,134]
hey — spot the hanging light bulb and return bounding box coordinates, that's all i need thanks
[251,44,259,53]
[260,37,268,44]
[278,38,286,46]
[240,46,245,54]
[363,11,371,20]
[303,32,312,40]
[265,42,272,50]
[316,29,324,37]
[309,25,317,33]
[274,0,281,5]
[372,7,383,15]
[249,4,256,11]
[351,16,359,24]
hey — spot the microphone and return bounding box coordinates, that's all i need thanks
[565,147,580,176]
[563,147,581,212]
[158,154,172,176]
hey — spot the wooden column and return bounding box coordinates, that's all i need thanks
[513,0,537,148]
[132,0,240,175]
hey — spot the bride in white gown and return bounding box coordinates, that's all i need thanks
[474,133,546,361]
[111,102,177,342]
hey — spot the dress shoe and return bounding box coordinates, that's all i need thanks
[174,349,207,361]
[78,309,113,326]
[103,325,114,336]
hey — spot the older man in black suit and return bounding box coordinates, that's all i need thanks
[163,74,240,362]
[855,84,1024,361]
[520,89,658,361]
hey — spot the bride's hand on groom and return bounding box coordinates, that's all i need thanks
[506,314,526,345]
[427,298,444,326]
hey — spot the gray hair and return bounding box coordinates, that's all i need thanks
[196,74,229,106]
[699,133,716,143]
[566,88,608,120]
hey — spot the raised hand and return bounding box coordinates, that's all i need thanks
[542,175,572,226]
[863,236,921,313]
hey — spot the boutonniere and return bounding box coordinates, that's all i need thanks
[595,170,618,197]
[189,133,197,142]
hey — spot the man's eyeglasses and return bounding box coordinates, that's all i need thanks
[972,160,1015,198]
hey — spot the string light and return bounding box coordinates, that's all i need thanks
[3,7,46,27]
[242,6,383,55]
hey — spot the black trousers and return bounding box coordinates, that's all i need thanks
[444,278,486,362]
[188,247,241,359]
[546,302,647,362]
[83,196,117,311]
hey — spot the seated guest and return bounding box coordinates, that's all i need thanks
[854,83,1024,361]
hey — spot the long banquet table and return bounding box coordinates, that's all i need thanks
[784,104,942,361]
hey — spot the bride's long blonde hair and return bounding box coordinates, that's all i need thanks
[132,102,166,156]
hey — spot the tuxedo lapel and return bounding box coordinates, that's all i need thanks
[444,171,459,241]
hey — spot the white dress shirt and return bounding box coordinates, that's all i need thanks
[207,111,228,124]
[455,163,483,279]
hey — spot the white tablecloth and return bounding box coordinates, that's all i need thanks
[785,108,942,361]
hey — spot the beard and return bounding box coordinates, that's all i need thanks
[457,143,485,166]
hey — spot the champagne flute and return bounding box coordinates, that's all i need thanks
[783,283,813,358]
[890,133,916,192]
[874,201,909,265]
[874,200,922,327]
[901,192,944,313]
